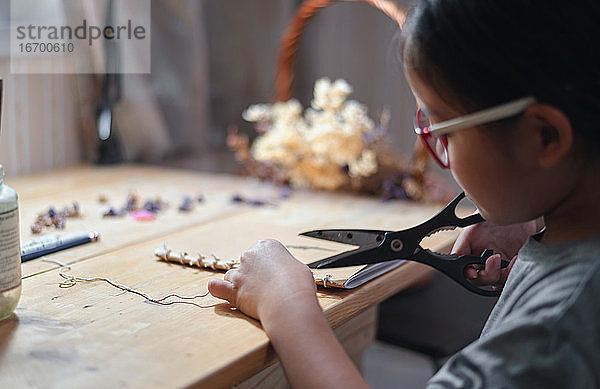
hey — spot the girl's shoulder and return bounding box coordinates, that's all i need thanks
[428,239,600,389]
[484,234,600,333]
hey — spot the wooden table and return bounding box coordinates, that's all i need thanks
[0,165,459,388]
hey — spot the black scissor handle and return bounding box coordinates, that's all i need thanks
[393,192,484,258]
[445,192,484,227]
[425,192,483,230]
[411,248,509,297]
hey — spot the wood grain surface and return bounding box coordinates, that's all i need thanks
[0,165,459,388]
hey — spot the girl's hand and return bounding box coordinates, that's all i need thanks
[211,240,370,389]
[454,220,539,290]
[208,239,317,322]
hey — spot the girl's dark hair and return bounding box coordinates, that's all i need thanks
[402,0,600,145]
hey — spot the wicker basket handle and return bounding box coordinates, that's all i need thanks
[275,0,407,102]
[275,0,429,188]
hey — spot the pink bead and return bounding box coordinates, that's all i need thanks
[130,210,155,222]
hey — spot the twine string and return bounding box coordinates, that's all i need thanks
[42,258,217,308]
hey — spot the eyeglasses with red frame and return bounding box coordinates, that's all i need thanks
[413,96,536,169]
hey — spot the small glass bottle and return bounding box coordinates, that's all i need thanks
[0,164,21,320]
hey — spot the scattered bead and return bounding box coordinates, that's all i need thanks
[130,210,155,222]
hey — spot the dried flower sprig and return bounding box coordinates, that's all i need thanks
[154,246,240,271]
[154,245,345,289]
[30,202,81,234]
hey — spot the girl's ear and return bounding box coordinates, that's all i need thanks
[524,104,574,168]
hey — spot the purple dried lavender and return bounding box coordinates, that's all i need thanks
[55,218,66,229]
[125,198,137,212]
[41,215,52,227]
[30,204,77,233]
[143,200,161,213]
[231,194,267,206]
[278,186,292,199]
[247,199,266,207]
[363,124,388,143]
[103,208,119,217]
[381,176,410,201]
[71,202,80,216]
[179,196,194,212]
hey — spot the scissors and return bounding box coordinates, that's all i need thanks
[302,192,508,296]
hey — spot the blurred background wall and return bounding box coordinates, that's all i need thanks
[0,1,81,176]
[0,0,421,178]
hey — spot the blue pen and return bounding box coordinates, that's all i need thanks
[20,231,100,262]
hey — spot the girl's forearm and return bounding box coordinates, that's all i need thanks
[262,296,370,389]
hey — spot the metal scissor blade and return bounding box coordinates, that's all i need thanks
[300,229,388,247]
[307,244,386,269]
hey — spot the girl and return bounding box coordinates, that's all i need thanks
[209,0,600,387]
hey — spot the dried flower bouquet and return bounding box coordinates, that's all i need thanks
[229,77,436,200]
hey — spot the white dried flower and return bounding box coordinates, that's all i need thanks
[251,124,308,167]
[243,78,381,191]
[349,150,378,178]
[289,160,347,191]
[242,104,272,122]
[311,77,353,111]
[309,130,363,166]
[272,99,303,126]
[312,78,331,111]
[328,79,353,111]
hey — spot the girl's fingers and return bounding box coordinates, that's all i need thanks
[208,278,237,304]
[474,254,517,291]
[468,254,502,285]
[499,255,518,283]
[224,269,238,283]
[465,265,481,279]
[452,228,474,255]
[480,254,502,282]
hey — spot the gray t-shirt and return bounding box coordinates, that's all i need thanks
[427,233,600,388]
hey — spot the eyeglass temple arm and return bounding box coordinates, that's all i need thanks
[427,96,537,135]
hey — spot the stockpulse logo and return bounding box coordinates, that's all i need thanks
[10,0,151,74]
[15,20,147,47]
